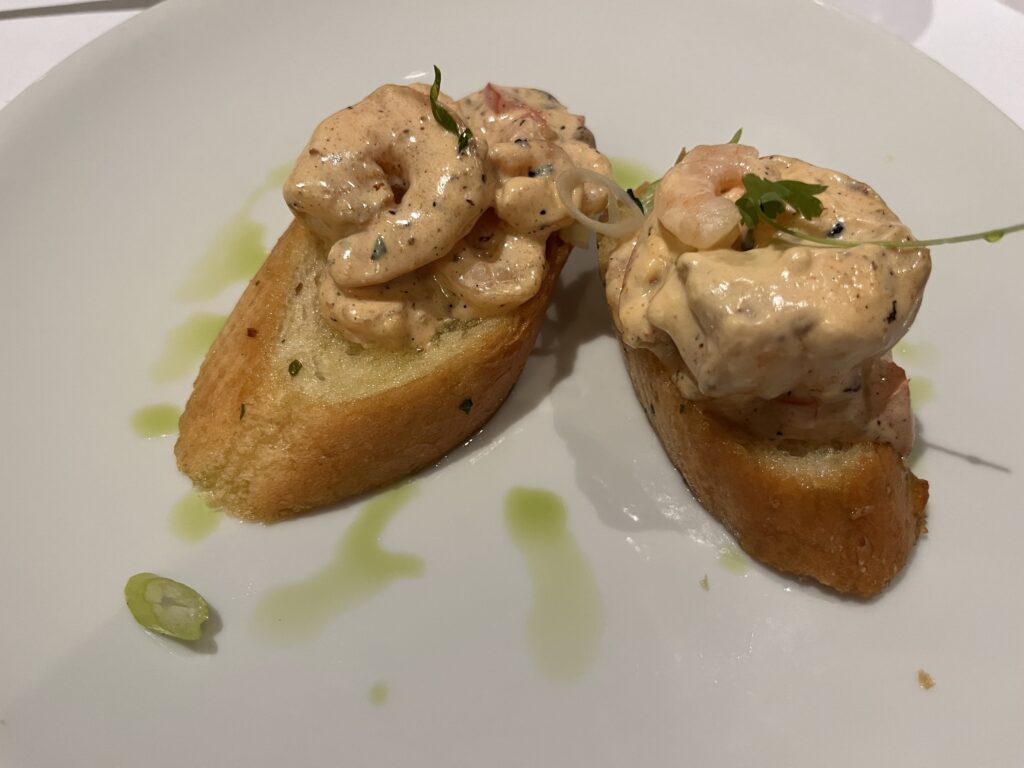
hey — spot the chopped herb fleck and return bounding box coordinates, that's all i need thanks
[288,359,303,377]
[728,128,743,144]
[429,66,472,152]
[458,398,473,414]
[239,403,247,419]
[371,235,388,261]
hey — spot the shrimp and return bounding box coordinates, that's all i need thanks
[654,144,762,250]
[488,137,611,236]
[458,84,598,148]
[284,85,496,289]
[432,211,547,317]
[320,267,447,350]
[709,359,915,456]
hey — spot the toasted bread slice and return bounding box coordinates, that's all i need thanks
[598,243,928,597]
[176,220,569,522]
[621,344,928,596]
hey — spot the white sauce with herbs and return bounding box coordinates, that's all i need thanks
[284,82,610,349]
[605,146,930,453]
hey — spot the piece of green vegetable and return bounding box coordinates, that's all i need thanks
[728,127,743,144]
[288,359,302,377]
[632,181,659,217]
[735,174,826,230]
[735,171,1024,249]
[124,573,210,641]
[429,66,472,153]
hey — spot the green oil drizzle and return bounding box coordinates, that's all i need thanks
[718,546,748,574]
[505,487,604,683]
[130,403,181,437]
[909,376,935,408]
[178,163,291,302]
[896,341,936,469]
[894,341,939,367]
[169,491,221,543]
[251,484,424,646]
[368,681,389,706]
[610,158,656,192]
[265,163,292,187]
[150,312,227,383]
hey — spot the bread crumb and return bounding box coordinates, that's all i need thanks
[699,574,709,591]
[917,669,935,689]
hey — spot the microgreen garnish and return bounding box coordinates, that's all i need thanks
[735,174,826,230]
[288,359,302,377]
[633,181,659,217]
[735,173,1024,249]
[728,128,743,144]
[770,219,1024,249]
[430,65,472,153]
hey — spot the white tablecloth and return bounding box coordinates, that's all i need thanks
[2,0,1022,128]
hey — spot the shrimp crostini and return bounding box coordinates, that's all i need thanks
[588,143,930,596]
[175,74,611,521]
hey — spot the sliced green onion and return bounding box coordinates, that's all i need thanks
[124,573,210,641]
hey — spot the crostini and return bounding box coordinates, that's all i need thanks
[175,76,612,522]
[588,143,930,596]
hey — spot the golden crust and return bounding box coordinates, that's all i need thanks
[620,343,928,597]
[175,220,568,522]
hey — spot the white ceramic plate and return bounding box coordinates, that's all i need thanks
[1,1,1022,765]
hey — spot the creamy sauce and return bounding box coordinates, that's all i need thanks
[606,145,931,454]
[284,82,611,349]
